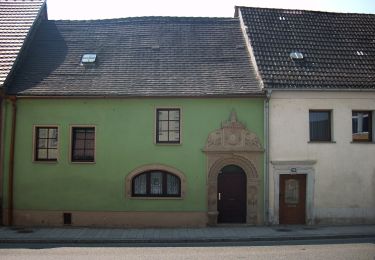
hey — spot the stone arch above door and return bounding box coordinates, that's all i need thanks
[203,110,264,226]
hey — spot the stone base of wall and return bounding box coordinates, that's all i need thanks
[268,207,375,225]
[314,208,375,225]
[3,209,207,228]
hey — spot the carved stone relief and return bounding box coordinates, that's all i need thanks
[204,110,263,152]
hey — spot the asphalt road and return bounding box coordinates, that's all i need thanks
[0,238,374,260]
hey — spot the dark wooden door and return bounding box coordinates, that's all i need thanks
[279,174,306,224]
[217,165,247,223]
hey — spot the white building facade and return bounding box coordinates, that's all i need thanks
[268,91,375,224]
[237,6,375,225]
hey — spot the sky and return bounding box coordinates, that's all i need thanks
[46,0,375,20]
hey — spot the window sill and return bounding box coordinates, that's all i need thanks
[308,141,336,143]
[70,161,96,164]
[350,141,374,144]
[155,142,182,146]
[129,196,183,200]
[33,160,58,164]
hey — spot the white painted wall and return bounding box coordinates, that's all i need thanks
[268,91,375,224]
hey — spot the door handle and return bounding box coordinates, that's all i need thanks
[218,193,221,200]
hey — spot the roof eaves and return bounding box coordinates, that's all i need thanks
[237,8,265,91]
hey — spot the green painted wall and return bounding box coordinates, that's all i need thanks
[2,98,264,213]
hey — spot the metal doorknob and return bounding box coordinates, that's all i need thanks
[218,193,222,200]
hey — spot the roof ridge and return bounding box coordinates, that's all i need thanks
[236,6,375,16]
[0,0,44,2]
[49,16,238,23]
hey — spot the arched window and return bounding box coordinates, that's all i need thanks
[132,170,181,197]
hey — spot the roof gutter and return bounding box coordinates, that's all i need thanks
[0,90,4,223]
[12,93,266,99]
[266,88,375,92]
[6,96,17,226]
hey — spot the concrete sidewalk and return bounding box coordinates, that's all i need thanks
[0,225,374,244]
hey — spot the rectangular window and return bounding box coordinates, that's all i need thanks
[352,111,372,142]
[71,127,95,162]
[34,126,58,161]
[309,110,331,141]
[156,108,180,144]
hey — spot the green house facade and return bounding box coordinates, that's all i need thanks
[1,16,265,227]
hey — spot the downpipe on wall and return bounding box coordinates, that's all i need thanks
[0,92,3,224]
[264,89,272,225]
[7,96,17,226]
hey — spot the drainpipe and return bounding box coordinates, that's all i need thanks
[264,89,272,225]
[0,92,3,223]
[7,96,17,226]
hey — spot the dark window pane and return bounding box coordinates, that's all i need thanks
[86,132,95,140]
[309,111,331,141]
[85,139,95,149]
[73,139,85,149]
[363,114,369,132]
[352,117,358,134]
[85,150,95,160]
[72,127,95,162]
[73,149,84,159]
[75,132,86,139]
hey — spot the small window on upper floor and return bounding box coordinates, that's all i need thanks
[352,111,372,142]
[156,108,181,144]
[309,110,332,142]
[81,54,96,64]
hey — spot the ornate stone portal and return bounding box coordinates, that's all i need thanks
[203,110,264,225]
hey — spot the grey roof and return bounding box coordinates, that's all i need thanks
[0,0,45,87]
[238,6,375,89]
[8,17,263,96]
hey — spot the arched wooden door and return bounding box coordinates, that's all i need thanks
[217,165,247,223]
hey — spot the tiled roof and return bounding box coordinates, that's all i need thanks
[8,17,262,96]
[0,0,45,87]
[238,7,375,89]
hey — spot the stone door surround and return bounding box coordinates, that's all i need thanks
[203,110,264,225]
